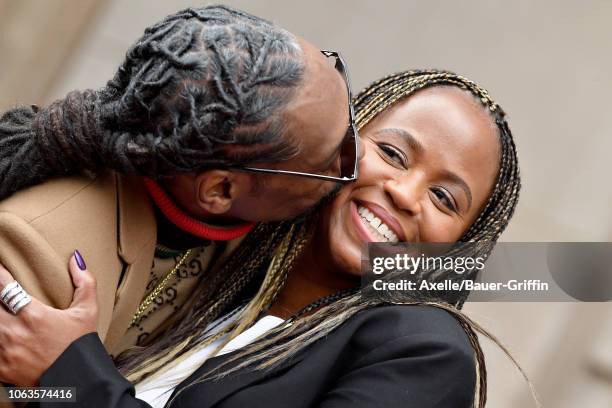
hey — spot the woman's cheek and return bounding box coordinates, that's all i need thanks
[423,217,465,242]
[325,214,362,276]
[332,243,362,276]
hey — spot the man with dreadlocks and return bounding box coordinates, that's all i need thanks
[0,69,525,408]
[0,5,356,367]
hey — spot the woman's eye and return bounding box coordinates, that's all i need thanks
[431,187,457,212]
[377,143,406,167]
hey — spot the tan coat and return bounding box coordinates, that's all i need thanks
[0,171,159,353]
[0,171,243,406]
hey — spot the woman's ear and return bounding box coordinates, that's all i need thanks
[194,170,238,215]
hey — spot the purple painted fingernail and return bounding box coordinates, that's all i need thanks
[74,250,87,271]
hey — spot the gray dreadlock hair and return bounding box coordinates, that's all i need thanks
[0,5,305,199]
[156,70,533,408]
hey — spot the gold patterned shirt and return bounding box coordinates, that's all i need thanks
[112,242,220,355]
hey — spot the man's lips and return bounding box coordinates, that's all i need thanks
[356,200,406,241]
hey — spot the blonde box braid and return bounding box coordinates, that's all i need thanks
[166,70,535,408]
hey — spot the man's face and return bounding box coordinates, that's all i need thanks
[226,38,352,222]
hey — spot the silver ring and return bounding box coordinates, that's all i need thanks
[0,281,19,303]
[11,296,32,314]
[0,281,32,315]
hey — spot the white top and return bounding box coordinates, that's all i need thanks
[135,307,285,408]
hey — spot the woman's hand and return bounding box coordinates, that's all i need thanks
[0,251,99,386]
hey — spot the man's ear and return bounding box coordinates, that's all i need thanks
[194,170,239,215]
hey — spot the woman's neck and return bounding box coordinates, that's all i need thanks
[268,239,359,319]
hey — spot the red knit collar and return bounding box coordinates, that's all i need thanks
[143,178,255,241]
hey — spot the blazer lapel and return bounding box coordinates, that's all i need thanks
[105,173,157,353]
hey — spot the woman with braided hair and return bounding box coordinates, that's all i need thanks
[0,70,527,408]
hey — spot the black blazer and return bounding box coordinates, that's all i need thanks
[40,305,476,408]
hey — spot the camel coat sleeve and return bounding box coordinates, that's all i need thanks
[0,171,157,349]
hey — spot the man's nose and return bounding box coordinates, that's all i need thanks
[330,153,342,177]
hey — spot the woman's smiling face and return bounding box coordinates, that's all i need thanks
[316,86,501,275]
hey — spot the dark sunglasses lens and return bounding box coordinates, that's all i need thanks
[339,127,357,178]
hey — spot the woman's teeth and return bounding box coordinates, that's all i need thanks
[357,205,399,243]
